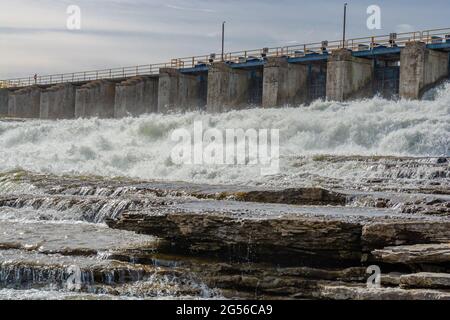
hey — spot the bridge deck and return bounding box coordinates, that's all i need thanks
[180,42,450,74]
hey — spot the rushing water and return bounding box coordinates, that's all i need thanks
[0,204,223,300]
[0,84,449,300]
[0,83,449,187]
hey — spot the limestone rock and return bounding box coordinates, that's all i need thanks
[227,188,347,206]
[275,267,366,282]
[362,222,450,249]
[372,243,450,264]
[380,273,404,287]
[400,273,450,289]
[316,285,450,300]
[107,209,365,265]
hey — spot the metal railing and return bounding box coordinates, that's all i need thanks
[0,63,170,89]
[1,27,449,89]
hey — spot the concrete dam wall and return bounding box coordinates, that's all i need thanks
[400,42,450,99]
[158,68,206,113]
[75,80,116,119]
[326,49,374,101]
[0,89,9,116]
[40,84,76,120]
[115,76,159,118]
[8,86,42,119]
[262,57,309,108]
[2,43,449,120]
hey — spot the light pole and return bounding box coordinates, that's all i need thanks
[221,21,226,61]
[342,3,348,48]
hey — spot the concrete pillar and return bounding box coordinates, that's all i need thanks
[206,62,251,113]
[8,86,42,118]
[400,42,449,99]
[114,76,159,118]
[157,68,205,113]
[326,49,374,101]
[75,80,116,118]
[0,88,9,116]
[263,57,308,108]
[40,84,76,120]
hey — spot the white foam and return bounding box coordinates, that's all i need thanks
[0,84,449,186]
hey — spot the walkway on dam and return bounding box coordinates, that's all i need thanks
[2,27,450,89]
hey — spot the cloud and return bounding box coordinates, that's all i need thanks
[1,0,449,79]
[165,4,216,13]
[395,24,416,33]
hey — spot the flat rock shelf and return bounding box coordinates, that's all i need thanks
[0,169,449,300]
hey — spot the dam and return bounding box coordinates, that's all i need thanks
[1,27,450,119]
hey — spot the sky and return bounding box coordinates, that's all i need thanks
[1,0,449,79]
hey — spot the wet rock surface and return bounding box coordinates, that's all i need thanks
[0,250,216,298]
[107,210,361,264]
[106,201,446,266]
[0,169,449,300]
[316,285,450,300]
[363,222,450,249]
[0,220,160,256]
[400,273,450,289]
[2,169,449,210]
[372,244,450,265]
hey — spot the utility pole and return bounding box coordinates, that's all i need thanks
[221,21,226,61]
[342,3,348,48]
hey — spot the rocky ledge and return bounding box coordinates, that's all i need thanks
[1,170,449,300]
[106,198,450,299]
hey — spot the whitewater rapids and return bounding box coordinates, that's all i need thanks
[0,83,449,187]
